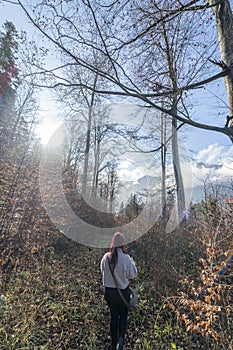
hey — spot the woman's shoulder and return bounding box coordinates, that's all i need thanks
[102,252,110,260]
[118,250,131,261]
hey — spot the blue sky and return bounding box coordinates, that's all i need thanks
[1,1,231,148]
[1,0,233,200]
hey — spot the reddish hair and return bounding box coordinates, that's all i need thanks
[108,232,127,270]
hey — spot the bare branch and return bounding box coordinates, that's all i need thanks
[16,0,233,141]
[115,0,207,50]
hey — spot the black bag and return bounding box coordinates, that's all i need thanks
[108,258,139,312]
[128,287,139,311]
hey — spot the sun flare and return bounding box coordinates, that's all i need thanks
[36,117,62,145]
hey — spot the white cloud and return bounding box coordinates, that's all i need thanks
[117,157,158,184]
[192,143,233,185]
[195,143,233,165]
[115,142,233,206]
[118,164,148,184]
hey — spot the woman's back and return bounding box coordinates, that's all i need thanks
[101,248,137,289]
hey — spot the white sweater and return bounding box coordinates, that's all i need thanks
[100,248,138,289]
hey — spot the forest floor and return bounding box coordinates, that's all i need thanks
[0,241,228,349]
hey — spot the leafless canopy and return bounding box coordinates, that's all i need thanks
[16,0,233,141]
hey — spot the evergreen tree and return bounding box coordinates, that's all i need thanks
[0,21,18,144]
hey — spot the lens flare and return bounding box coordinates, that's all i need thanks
[198,252,233,299]
[39,103,193,248]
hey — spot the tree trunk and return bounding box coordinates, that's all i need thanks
[91,126,100,198]
[161,111,167,218]
[162,19,186,222]
[172,112,186,221]
[209,0,233,141]
[81,74,98,195]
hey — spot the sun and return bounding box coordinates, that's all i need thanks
[36,117,62,145]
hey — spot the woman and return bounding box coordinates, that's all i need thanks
[100,232,138,350]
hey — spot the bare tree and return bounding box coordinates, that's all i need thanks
[12,0,233,224]
[209,0,233,138]
[91,108,111,198]
[16,0,233,141]
[98,160,119,213]
[81,74,98,195]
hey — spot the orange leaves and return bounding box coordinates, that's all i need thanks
[175,214,233,345]
[0,258,6,266]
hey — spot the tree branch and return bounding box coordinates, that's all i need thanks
[115,0,206,50]
[17,0,233,141]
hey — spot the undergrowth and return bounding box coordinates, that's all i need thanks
[0,242,228,350]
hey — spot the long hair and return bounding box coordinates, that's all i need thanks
[108,232,126,271]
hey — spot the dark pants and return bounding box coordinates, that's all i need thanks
[104,286,130,347]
